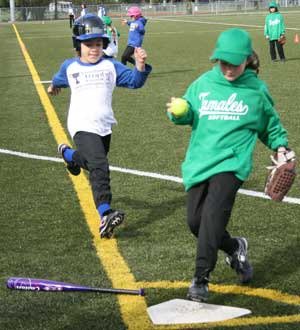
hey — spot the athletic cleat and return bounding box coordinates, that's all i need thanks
[100,210,125,238]
[187,277,209,302]
[225,237,253,284]
[58,143,81,176]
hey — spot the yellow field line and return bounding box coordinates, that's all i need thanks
[138,281,300,328]
[12,23,300,329]
[163,314,300,329]
[140,281,300,306]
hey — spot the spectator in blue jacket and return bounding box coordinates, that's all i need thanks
[121,6,147,66]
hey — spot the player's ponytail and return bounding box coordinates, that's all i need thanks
[246,51,260,74]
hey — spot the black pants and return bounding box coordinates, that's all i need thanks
[69,15,75,28]
[73,131,112,208]
[269,40,285,60]
[121,45,135,65]
[187,172,243,279]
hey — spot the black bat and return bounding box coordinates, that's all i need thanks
[7,277,145,296]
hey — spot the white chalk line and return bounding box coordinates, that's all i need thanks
[151,17,300,31]
[35,80,52,84]
[1,147,299,205]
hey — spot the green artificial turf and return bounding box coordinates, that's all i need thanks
[1,13,300,329]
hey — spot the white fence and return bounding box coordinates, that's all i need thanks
[1,1,300,22]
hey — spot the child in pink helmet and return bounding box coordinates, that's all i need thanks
[127,6,142,17]
[121,6,147,66]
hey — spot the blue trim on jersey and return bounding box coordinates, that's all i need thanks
[110,58,152,88]
[52,58,76,87]
[75,57,103,66]
[52,56,152,89]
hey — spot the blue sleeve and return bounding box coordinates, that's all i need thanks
[138,21,145,35]
[52,59,74,88]
[112,60,152,89]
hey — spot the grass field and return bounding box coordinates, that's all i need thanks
[1,12,300,330]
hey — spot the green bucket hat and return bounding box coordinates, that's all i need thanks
[102,16,112,25]
[210,28,253,66]
[268,1,278,8]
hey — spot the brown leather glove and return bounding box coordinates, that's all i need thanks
[265,149,296,201]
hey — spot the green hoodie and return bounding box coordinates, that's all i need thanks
[168,66,288,191]
[264,11,285,40]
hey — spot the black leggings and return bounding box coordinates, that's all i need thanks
[69,15,74,28]
[121,45,135,65]
[187,172,243,278]
[73,131,112,208]
[269,40,285,60]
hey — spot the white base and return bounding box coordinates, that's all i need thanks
[147,299,251,325]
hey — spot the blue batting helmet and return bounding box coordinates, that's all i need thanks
[73,14,109,42]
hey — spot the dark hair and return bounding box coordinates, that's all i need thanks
[246,51,260,74]
[269,6,278,12]
[73,37,109,57]
[102,37,109,49]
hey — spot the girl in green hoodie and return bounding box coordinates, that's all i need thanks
[167,28,290,302]
[264,2,286,62]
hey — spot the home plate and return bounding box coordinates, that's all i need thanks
[147,299,251,325]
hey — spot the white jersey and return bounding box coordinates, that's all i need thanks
[52,57,152,138]
[98,6,106,18]
[103,26,119,58]
[67,60,116,137]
